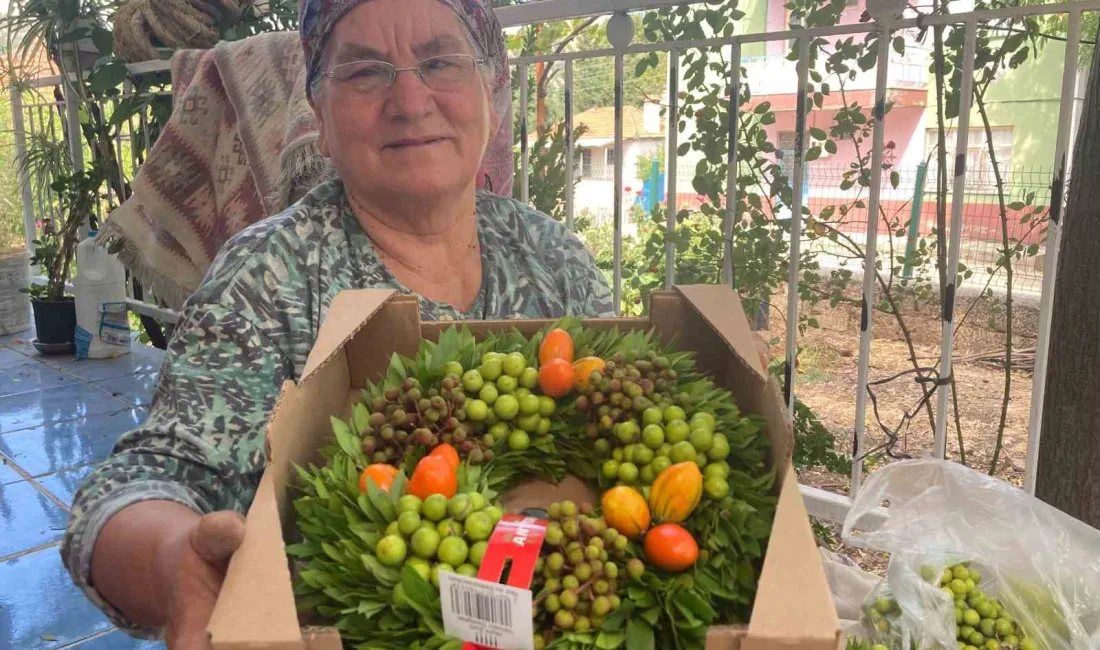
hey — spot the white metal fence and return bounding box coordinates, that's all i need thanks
[13,0,1100,526]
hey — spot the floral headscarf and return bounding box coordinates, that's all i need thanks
[298,0,514,195]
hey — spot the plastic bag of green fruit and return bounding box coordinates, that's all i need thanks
[840,460,1100,650]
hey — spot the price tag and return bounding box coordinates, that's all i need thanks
[439,571,533,650]
[443,514,548,650]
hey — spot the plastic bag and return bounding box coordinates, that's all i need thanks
[819,547,881,638]
[841,459,1100,650]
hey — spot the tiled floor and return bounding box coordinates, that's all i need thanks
[0,324,167,650]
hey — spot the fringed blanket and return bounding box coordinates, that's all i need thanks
[101,30,514,311]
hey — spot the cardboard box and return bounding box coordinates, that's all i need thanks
[206,285,840,650]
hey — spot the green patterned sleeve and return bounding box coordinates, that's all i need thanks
[563,232,618,318]
[60,300,294,639]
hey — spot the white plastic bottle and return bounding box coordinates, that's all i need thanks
[74,230,131,359]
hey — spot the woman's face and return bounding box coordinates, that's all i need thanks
[312,0,493,206]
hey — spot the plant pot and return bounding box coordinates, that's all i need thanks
[31,297,77,355]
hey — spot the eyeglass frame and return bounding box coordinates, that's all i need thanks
[315,53,488,94]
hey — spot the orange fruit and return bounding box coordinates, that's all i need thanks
[430,443,461,470]
[572,356,607,391]
[601,486,651,539]
[539,328,575,365]
[644,523,699,572]
[406,455,458,500]
[538,358,575,398]
[359,464,399,493]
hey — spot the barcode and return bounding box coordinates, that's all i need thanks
[450,583,513,628]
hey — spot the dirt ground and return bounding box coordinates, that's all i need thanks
[757,284,1040,572]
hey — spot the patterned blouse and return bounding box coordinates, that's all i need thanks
[60,178,616,637]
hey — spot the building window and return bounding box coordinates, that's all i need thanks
[924,127,1013,191]
[580,149,592,178]
[606,148,616,171]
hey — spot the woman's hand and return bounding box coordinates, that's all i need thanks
[92,503,246,650]
[162,512,246,649]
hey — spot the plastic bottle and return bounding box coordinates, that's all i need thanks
[74,230,131,359]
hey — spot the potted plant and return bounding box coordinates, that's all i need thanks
[18,132,99,354]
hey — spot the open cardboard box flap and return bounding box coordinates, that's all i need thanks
[207,285,839,649]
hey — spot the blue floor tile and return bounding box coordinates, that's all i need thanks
[0,409,144,478]
[37,465,95,509]
[0,384,130,434]
[0,480,68,558]
[45,350,164,383]
[0,361,80,399]
[0,457,21,486]
[91,373,159,407]
[69,630,165,649]
[0,546,113,650]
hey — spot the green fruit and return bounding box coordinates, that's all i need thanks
[438,537,470,566]
[466,399,489,422]
[671,441,697,463]
[995,618,1014,637]
[657,443,673,458]
[520,367,540,390]
[431,563,453,588]
[691,411,715,427]
[969,568,982,583]
[396,495,423,516]
[640,465,656,485]
[376,535,407,566]
[465,512,494,541]
[479,383,499,405]
[707,434,731,460]
[423,494,449,522]
[968,631,984,646]
[704,476,730,499]
[538,395,556,417]
[594,438,610,454]
[689,426,714,452]
[965,578,976,593]
[942,569,954,585]
[518,413,541,432]
[626,558,645,580]
[469,492,487,511]
[704,462,730,481]
[615,421,640,443]
[398,511,422,536]
[665,420,690,443]
[457,563,479,578]
[1003,635,1019,649]
[960,625,976,639]
[489,421,510,439]
[562,574,579,590]
[470,541,489,566]
[663,405,687,423]
[560,589,579,609]
[554,610,575,630]
[955,607,964,624]
[618,462,639,483]
[611,448,623,462]
[592,596,611,617]
[462,370,484,393]
[503,353,527,378]
[494,394,520,420]
[634,446,654,465]
[484,505,504,525]
[642,424,665,449]
[448,494,473,521]
[385,521,401,537]
[442,361,464,378]
[519,394,541,416]
[650,456,672,475]
[979,618,995,637]
[508,429,531,451]
[437,518,463,538]
[479,357,503,382]
[407,556,432,581]
[602,459,621,480]
[642,407,664,426]
[623,444,637,464]
[963,609,981,626]
[497,375,518,394]
[419,520,435,532]
[536,417,551,436]
[951,579,969,596]
[545,594,561,613]
[921,565,940,583]
[976,601,995,619]
[1019,640,1036,650]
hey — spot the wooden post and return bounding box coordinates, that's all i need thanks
[1034,42,1100,527]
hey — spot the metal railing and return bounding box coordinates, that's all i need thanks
[12,0,1100,526]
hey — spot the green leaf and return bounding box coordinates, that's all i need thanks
[331,416,363,463]
[1008,201,1026,210]
[596,631,627,649]
[88,61,129,94]
[601,599,635,631]
[892,36,905,55]
[367,479,397,523]
[361,554,401,586]
[824,139,837,155]
[809,127,827,141]
[626,619,655,650]
[890,171,900,189]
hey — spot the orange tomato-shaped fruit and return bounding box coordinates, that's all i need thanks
[572,356,607,391]
[406,454,458,500]
[538,358,575,398]
[601,485,652,539]
[539,328,575,365]
[430,443,461,470]
[359,464,398,493]
[644,523,699,572]
[649,462,703,523]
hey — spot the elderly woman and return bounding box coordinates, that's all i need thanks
[60,0,614,646]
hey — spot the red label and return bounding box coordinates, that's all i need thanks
[461,514,547,650]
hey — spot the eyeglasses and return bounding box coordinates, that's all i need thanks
[319,54,486,95]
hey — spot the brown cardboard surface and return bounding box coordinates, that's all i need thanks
[209,284,838,649]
